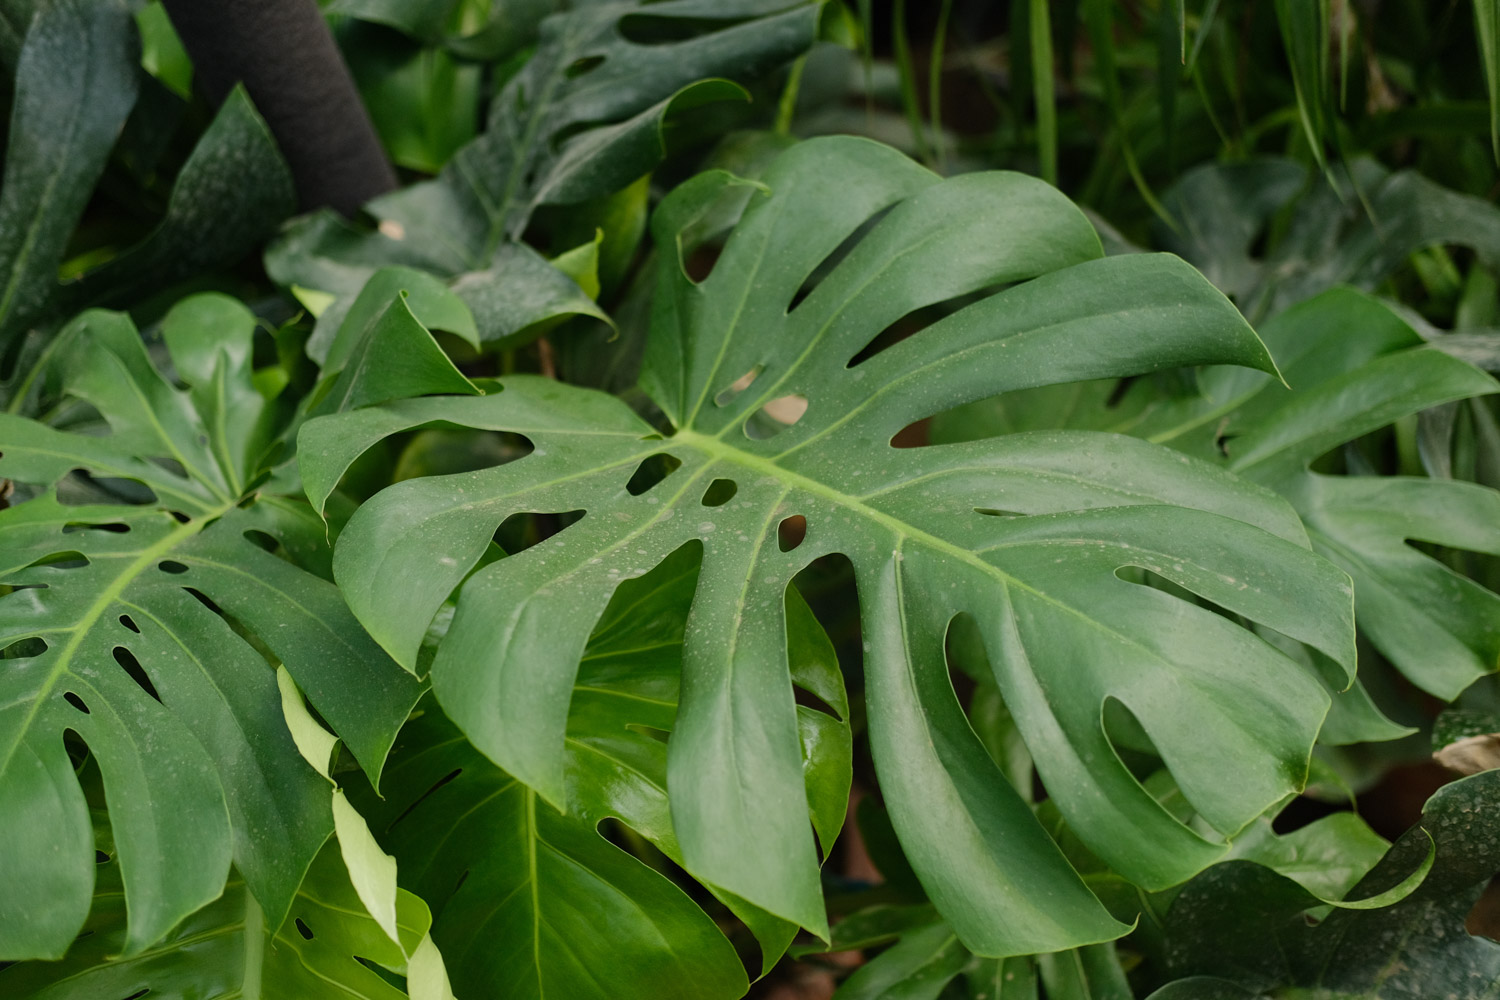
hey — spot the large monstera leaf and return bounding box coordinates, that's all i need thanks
[344,545,851,998]
[268,0,821,354]
[303,136,1359,956]
[0,299,423,960]
[935,288,1500,703]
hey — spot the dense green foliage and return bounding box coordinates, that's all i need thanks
[1,1,1499,997]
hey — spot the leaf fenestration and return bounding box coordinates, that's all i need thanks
[0,300,423,959]
[309,136,1359,956]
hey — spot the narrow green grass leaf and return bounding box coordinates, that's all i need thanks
[1478,0,1500,161]
[1274,0,1331,168]
[892,0,932,164]
[929,0,953,171]
[1029,0,1057,185]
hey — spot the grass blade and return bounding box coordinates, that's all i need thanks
[1274,0,1331,168]
[1030,0,1056,185]
[1478,0,1500,162]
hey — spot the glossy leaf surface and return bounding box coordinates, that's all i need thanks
[935,288,1500,702]
[0,299,422,960]
[0,0,136,354]
[308,136,1359,956]
[344,544,850,997]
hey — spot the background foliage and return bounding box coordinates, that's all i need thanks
[1,0,1499,998]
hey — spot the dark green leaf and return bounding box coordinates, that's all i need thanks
[1478,0,1500,162]
[935,288,1500,703]
[834,920,968,1000]
[451,242,611,350]
[1158,158,1500,321]
[346,546,851,996]
[58,86,296,314]
[268,0,819,353]
[0,302,422,959]
[0,831,446,999]
[308,138,1358,955]
[1161,769,1500,996]
[0,0,137,356]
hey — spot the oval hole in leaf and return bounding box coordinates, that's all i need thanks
[565,54,605,78]
[57,473,156,506]
[243,529,279,553]
[158,560,189,575]
[626,452,683,496]
[387,768,463,833]
[184,587,224,616]
[495,510,586,555]
[625,723,671,744]
[147,456,189,479]
[746,395,807,440]
[701,478,738,507]
[2,637,47,658]
[778,514,807,552]
[119,614,140,633]
[889,418,929,449]
[617,12,757,45]
[114,647,161,703]
[943,611,988,689]
[713,364,763,406]
[295,918,314,940]
[62,521,130,534]
[791,683,838,719]
[683,243,722,283]
[63,692,90,714]
[26,550,89,570]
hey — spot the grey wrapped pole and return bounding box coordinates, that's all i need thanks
[160,0,397,216]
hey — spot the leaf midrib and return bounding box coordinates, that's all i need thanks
[674,428,1073,606]
[673,428,1309,786]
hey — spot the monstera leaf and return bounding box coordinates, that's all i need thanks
[0,815,451,1000]
[0,297,423,960]
[1220,294,1500,700]
[268,0,821,353]
[1151,768,1500,997]
[301,136,1360,955]
[342,545,850,997]
[934,288,1500,705]
[806,772,1413,999]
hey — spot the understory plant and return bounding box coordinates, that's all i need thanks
[2,1,1499,998]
